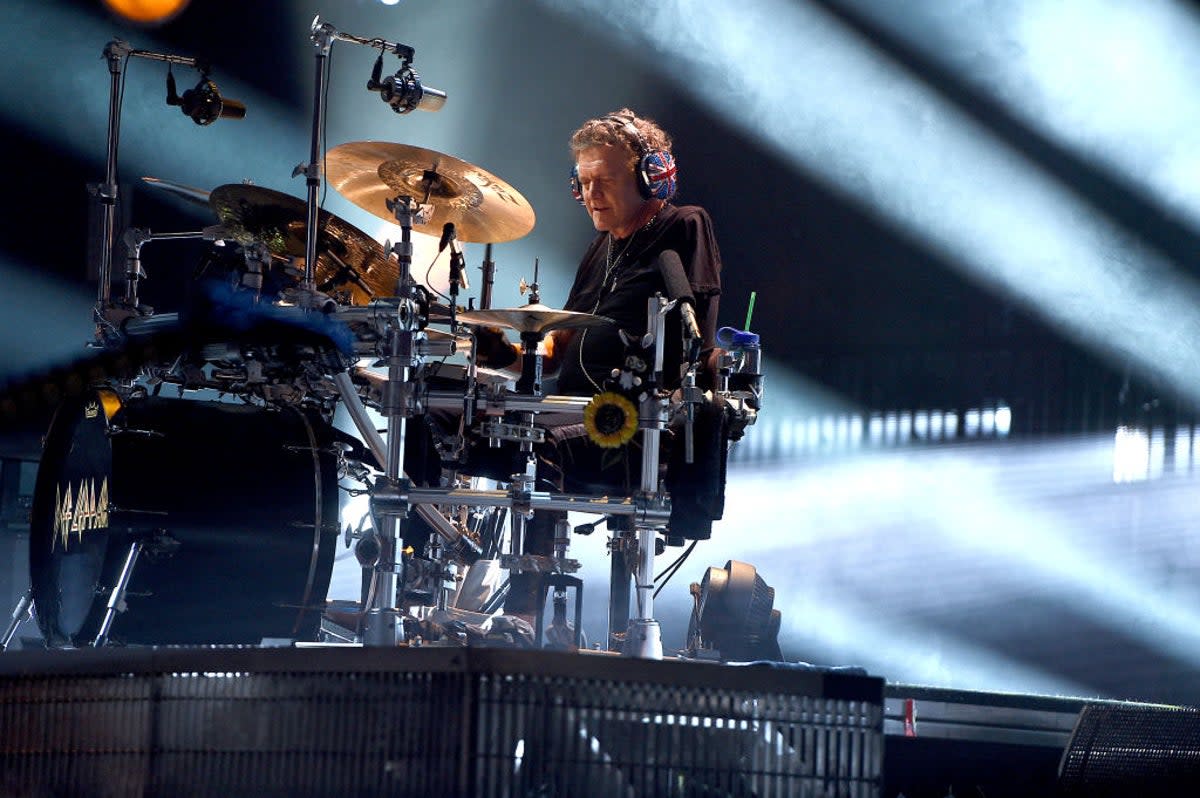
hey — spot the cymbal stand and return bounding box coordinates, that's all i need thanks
[357,194,427,645]
[497,328,544,579]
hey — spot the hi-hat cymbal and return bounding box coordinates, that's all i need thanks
[324,141,535,243]
[209,184,398,306]
[456,304,613,335]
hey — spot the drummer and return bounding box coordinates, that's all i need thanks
[470,109,724,620]
[476,108,722,395]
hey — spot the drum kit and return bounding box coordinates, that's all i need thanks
[1,16,762,658]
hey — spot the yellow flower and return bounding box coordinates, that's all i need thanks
[583,392,639,448]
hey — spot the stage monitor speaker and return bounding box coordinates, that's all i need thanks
[1059,702,1200,796]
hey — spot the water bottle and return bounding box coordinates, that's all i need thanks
[716,326,763,404]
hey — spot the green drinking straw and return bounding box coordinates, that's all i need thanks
[744,291,757,331]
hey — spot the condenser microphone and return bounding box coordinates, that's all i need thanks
[167,71,247,125]
[368,56,446,114]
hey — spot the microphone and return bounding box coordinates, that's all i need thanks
[368,56,446,114]
[656,250,702,344]
[438,221,456,253]
[167,71,246,125]
[440,223,470,291]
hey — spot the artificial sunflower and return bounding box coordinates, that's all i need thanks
[583,391,639,448]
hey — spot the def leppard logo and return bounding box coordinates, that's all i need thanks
[52,478,109,551]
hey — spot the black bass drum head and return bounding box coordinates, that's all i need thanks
[30,390,343,647]
[29,390,118,646]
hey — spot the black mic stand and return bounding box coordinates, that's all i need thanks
[300,16,425,306]
[92,40,206,345]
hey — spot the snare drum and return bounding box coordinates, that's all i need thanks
[29,390,345,647]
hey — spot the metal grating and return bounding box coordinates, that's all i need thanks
[474,673,880,797]
[0,647,883,797]
[1059,703,1200,797]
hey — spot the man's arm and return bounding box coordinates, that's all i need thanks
[473,327,575,375]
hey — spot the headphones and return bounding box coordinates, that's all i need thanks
[570,114,678,204]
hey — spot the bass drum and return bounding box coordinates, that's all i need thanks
[29,390,344,647]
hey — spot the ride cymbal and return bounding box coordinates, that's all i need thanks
[209,184,398,305]
[325,141,535,243]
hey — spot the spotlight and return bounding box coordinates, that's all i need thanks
[687,560,783,662]
[102,0,190,24]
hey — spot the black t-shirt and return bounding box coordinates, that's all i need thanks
[555,204,722,394]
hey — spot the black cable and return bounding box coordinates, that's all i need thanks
[424,250,451,303]
[653,540,697,600]
[485,508,507,560]
[320,45,333,211]
[115,55,129,154]
[479,580,510,615]
[654,539,695,582]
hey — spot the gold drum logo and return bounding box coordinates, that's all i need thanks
[52,478,110,551]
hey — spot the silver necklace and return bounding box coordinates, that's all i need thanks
[600,211,660,294]
[602,234,636,289]
[581,211,661,392]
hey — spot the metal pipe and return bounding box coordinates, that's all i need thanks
[370,486,671,524]
[623,295,672,659]
[424,390,590,416]
[1,590,33,651]
[93,540,143,647]
[333,371,472,555]
[95,41,129,312]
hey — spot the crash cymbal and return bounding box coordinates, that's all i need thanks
[455,304,613,335]
[324,141,535,243]
[209,184,398,306]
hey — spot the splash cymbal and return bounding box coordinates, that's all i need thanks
[324,141,535,243]
[209,184,397,305]
[455,304,612,335]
